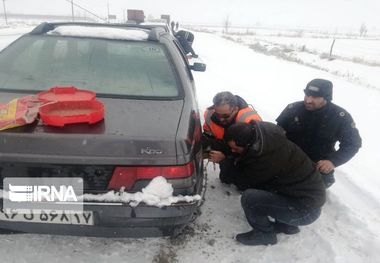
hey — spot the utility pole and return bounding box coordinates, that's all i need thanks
[2,0,8,25]
[107,1,110,23]
[71,0,75,22]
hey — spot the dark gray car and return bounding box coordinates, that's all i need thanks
[0,22,206,237]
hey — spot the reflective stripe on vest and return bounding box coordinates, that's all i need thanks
[204,107,261,140]
[236,107,262,122]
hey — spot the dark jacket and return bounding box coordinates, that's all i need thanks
[276,101,362,167]
[230,121,326,209]
[175,30,197,57]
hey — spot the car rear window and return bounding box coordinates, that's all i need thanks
[0,35,179,98]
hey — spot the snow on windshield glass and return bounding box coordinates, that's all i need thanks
[48,25,149,41]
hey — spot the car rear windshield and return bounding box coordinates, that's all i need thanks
[0,35,179,98]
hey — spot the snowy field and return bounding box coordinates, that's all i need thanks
[234,36,380,64]
[1,24,380,263]
[191,26,380,62]
[188,26,380,90]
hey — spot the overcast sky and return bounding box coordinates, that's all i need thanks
[3,0,380,31]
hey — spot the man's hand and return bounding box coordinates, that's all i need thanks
[316,160,335,174]
[208,150,225,163]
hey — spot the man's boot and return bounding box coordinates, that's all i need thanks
[235,229,277,246]
[273,221,300,235]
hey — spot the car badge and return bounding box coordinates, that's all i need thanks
[141,147,163,155]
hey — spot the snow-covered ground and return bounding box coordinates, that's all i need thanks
[188,26,380,90]
[1,25,380,263]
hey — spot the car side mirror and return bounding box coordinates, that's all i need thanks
[190,62,206,72]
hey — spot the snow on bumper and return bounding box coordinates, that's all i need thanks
[81,176,201,208]
[0,177,202,237]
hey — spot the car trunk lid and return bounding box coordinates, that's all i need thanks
[0,95,184,165]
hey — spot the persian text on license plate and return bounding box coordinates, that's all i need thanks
[0,209,93,225]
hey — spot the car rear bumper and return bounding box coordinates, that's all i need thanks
[0,201,200,237]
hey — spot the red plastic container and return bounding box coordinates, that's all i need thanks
[38,86,96,102]
[39,100,104,127]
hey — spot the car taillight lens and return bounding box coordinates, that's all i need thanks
[108,162,195,190]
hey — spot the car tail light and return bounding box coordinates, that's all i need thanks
[108,162,195,190]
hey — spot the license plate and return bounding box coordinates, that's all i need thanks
[0,209,94,225]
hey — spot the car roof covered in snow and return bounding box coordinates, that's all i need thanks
[47,25,150,41]
[29,22,168,42]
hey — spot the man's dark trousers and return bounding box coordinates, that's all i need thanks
[241,189,321,232]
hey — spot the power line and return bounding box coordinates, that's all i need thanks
[63,0,107,22]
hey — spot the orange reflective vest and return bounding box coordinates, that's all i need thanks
[203,106,262,140]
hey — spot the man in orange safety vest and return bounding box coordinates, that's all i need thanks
[202,91,262,185]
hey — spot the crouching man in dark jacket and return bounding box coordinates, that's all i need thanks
[224,121,326,246]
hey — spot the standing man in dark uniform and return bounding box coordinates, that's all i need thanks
[175,30,198,58]
[276,79,362,188]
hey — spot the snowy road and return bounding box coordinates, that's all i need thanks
[1,29,380,263]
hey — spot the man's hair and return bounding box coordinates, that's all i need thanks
[224,122,256,147]
[213,92,238,108]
